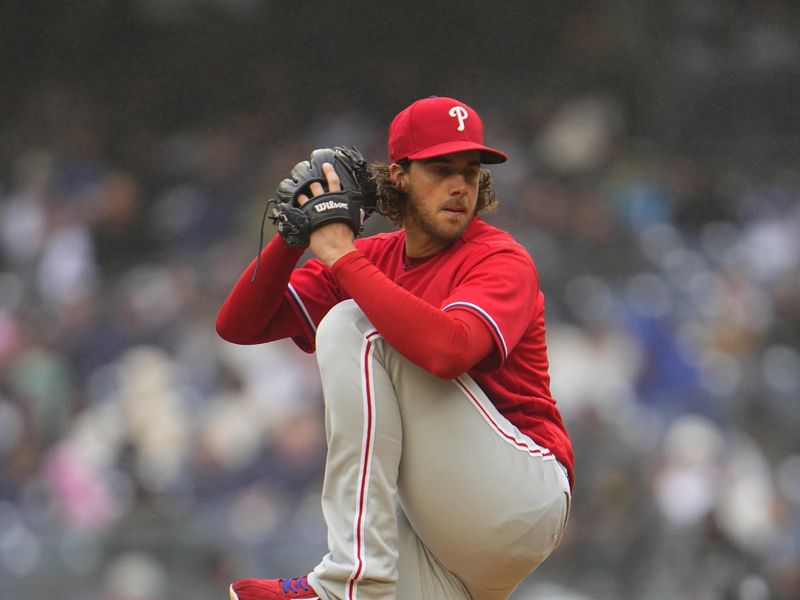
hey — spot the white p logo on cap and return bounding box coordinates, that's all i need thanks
[448,106,468,131]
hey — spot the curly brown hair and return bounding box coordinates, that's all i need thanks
[369,161,499,226]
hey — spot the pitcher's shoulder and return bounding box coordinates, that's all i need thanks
[464,219,530,255]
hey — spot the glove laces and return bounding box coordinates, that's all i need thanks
[251,198,277,282]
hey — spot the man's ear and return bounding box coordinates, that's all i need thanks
[389,163,408,192]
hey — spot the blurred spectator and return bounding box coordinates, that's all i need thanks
[0,1,799,599]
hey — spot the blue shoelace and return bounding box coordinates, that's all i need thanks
[282,576,310,594]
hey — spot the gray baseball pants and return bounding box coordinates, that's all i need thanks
[307,300,570,600]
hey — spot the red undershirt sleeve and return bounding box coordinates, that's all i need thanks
[216,235,306,344]
[331,250,495,380]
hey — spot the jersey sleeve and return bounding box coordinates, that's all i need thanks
[215,235,306,344]
[331,251,496,379]
[442,248,541,372]
[215,234,346,352]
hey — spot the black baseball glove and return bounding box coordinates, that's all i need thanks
[270,146,377,247]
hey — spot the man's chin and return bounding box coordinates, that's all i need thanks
[433,220,471,242]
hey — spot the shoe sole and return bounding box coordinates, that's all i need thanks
[228,582,320,600]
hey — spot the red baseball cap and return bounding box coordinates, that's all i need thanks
[388,96,508,164]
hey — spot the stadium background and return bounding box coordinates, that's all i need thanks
[1,1,799,598]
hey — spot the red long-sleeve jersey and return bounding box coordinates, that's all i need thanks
[217,218,574,484]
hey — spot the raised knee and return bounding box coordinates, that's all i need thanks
[316,300,371,356]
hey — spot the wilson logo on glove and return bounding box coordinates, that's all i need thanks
[314,200,350,213]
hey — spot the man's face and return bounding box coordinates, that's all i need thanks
[400,150,481,246]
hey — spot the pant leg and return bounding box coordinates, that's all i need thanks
[308,300,570,600]
[384,337,570,599]
[308,301,403,600]
[395,509,471,600]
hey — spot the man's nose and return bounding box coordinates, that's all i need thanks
[450,174,469,196]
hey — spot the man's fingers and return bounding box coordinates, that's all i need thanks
[322,162,341,192]
[298,163,341,206]
[308,181,325,197]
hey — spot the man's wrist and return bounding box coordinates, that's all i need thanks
[321,244,357,268]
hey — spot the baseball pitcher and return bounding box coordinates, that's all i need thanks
[217,96,573,600]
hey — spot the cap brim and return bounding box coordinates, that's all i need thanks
[405,141,508,164]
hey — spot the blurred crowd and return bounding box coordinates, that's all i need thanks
[1,1,800,599]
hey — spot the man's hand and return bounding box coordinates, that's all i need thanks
[297,162,358,267]
[269,146,374,252]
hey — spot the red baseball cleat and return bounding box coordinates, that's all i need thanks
[229,576,319,600]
